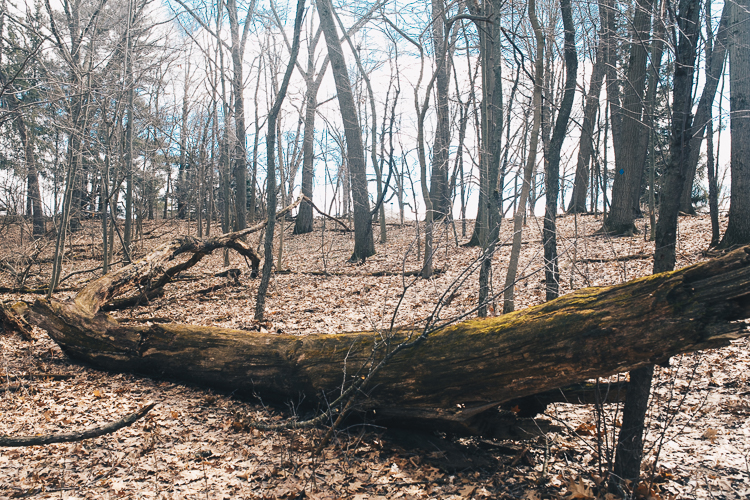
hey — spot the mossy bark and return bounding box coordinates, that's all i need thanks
[28,245,750,434]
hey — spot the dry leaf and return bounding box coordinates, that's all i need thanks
[702,428,719,443]
[574,422,596,436]
[634,482,662,500]
[459,484,477,497]
[565,477,595,499]
[523,489,542,500]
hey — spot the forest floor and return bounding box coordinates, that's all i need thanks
[0,211,748,499]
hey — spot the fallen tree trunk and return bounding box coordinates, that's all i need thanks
[26,240,750,436]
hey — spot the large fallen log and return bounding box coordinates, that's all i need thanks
[26,237,750,437]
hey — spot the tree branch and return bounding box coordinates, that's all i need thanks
[0,402,155,447]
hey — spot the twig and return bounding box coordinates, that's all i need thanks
[0,373,75,381]
[0,286,78,294]
[301,195,352,232]
[0,402,156,447]
[58,260,124,286]
[0,382,30,392]
[578,252,651,264]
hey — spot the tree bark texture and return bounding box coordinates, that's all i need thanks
[678,2,730,213]
[226,0,253,231]
[720,0,750,247]
[567,46,604,214]
[477,0,504,314]
[653,0,701,275]
[613,0,701,488]
[18,114,45,237]
[317,0,374,261]
[603,0,653,235]
[255,0,305,321]
[429,0,452,221]
[503,0,543,313]
[293,77,322,235]
[543,0,577,301]
[27,237,750,435]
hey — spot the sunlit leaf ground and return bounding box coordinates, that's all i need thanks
[1,212,748,499]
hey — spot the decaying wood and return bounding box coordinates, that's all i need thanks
[0,402,155,447]
[500,381,629,417]
[1,301,34,340]
[65,197,302,318]
[25,240,750,436]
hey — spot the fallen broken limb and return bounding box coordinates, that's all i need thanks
[26,244,750,436]
[1,301,34,340]
[0,402,155,447]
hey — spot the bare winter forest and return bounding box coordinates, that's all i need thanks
[1,0,750,498]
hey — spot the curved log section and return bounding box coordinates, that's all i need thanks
[28,244,750,436]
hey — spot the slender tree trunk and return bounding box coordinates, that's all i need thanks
[503,0,544,313]
[226,0,255,231]
[318,0,374,261]
[478,0,504,316]
[248,80,261,225]
[568,44,604,214]
[544,0,577,301]
[678,2,730,213]
[429,0,451,221]
[123,87,135,261]
[0,41,45,236]
[216,19,233,267]
[15,114,45,237]
[177,63,189,220]
[293,77,322,235]
[254,0,304,320]
[704,0,720,247]
[707,112,720,246]
[123,1,135,261]
[645,0,666,240]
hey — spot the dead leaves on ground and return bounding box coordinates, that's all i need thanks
[1,214,749,498]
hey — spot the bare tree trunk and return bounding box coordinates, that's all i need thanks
[0,8,48,236]
[704,0,720,248]
[15,113,45,237]
[718,0,750,247]
[254,0,305,321]
[646,1,667,240]
[216,15,233,267]
[478,0,504,316]
[567,41,604,214]
[503,0,544,314]
[429,0,451,221]
[177,60,190,220]
[602,0,653,235]
[226,0,256,231]
[543,0,577,301]
[123,87,134,260]
[612,0,701,491]
[293,68,323,235]
[123,0,135,261]
[678,1,730,213]
[317,0,374,262]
